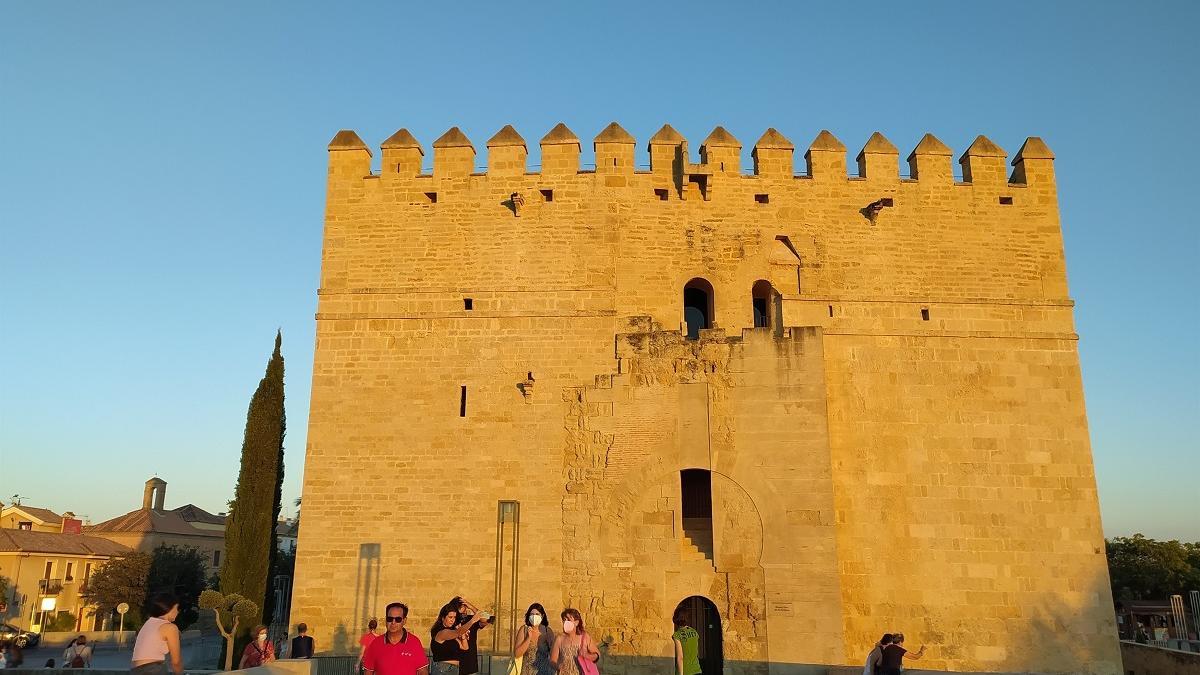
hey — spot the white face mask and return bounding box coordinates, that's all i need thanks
[562,620,576,633]
[257,634,267,642]
[529,614,543,627]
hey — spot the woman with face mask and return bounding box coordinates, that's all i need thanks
[238,625,276,669]
[550,608,598,675]
[514,603,555,675]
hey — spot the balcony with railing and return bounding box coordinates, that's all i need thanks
[38,578,63,595]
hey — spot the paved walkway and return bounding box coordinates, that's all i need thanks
[18,635,221,670]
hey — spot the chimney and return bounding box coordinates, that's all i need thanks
[143,477,167,511]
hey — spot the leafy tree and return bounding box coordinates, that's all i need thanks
[199,590,259,671]
[147,545,209,630]
[220,331,286,629]
[80,551,152,626]
[47,611,77,632]
[1106,534,1200,603]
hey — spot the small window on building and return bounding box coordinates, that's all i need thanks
[999,196,1013,205]
[44,561,53,579]
[921,308,930,321]
[424,192,438,204]
[65,562,74,581]
[460,385,468,417]
[754,194,769,204]
[683,278,714,340]
[540,189,554,202]
[464,298,473,311]
[213,550,221,567]
[751,280,775,329]
[18,521,32,530]
[655,188,669,201]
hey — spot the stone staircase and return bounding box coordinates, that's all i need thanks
[681,517,715,566]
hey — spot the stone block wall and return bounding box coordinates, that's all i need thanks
[293,124,1119,674]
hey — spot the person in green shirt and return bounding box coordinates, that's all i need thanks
[671,613,702,675]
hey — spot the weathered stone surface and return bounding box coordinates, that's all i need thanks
[296,124,1118,675]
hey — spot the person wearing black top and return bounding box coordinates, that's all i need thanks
[876,633,925,675]
[448,597,491,675]
[291,623,316,659]
[432,603,487,675]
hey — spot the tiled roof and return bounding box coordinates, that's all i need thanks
[4,505,63,525]
[172,504,226,526]
[0,529,130,557]
[86,508,218,537]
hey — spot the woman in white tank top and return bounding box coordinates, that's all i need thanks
[132,593,184,675]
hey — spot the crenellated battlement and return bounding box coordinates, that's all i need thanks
[329,122,1056,189]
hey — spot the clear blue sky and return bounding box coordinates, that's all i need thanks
[1,2,1196,540]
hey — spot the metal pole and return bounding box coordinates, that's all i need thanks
[119,612,125,650]
[510,502,520,663]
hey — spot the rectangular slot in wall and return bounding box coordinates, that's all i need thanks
[880,197,894,207]
[828,305,834,317]
[464,298,473,310]
[540,189,553,202]
[459,385,467,417]
[655,188,669,201]
[424,192,438,204]
[921,308,930,321]
[999,195,1013,205]
[755,194,769,204]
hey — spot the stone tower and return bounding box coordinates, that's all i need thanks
[293,124,1119,674]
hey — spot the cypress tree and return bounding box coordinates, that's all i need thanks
[220,331,286,631]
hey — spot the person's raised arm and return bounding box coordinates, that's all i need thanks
[515,626,534,657]
[162,622,184,675]
[904,646,926,661]
[673,638,684,675]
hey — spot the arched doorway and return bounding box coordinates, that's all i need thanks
[673,596,723,675]
[684,278,714,340]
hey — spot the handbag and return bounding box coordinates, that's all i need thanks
[576,634,600,675]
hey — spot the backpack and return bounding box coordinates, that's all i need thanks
[68,646,85,668]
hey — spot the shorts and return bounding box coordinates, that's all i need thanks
[433,662,461,675]
[132,662,168,675]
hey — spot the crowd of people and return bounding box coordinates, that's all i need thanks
[99,588,925,675]
[0,634,94,669]
[862,632,925,675]
[354,598,605,675]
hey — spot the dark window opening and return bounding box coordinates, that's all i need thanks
[44,562,53,579]
[687,174,708,200]
[18,521,32,530]
[213,550,221,566]
[828,304,834,317]
[459,386,467,417]
[464,298,473,310]
[751,280,775,329]
[999,195,1013,205]
[754,194,769,204]
[752,298,769,327]
[655,188,669,201]
[540,189,554,202]
[681,469,713,519]
[424,192,438,204]
[921,308,930,321]
[880,197,894,207]
[683,278,714,340]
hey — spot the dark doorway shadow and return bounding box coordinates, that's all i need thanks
[674,595,723,675]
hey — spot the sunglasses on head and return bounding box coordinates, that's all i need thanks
[385,616,404,623]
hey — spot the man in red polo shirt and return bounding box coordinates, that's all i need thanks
[363,602,428,675]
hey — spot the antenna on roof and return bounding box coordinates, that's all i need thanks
[10,494,24,506]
